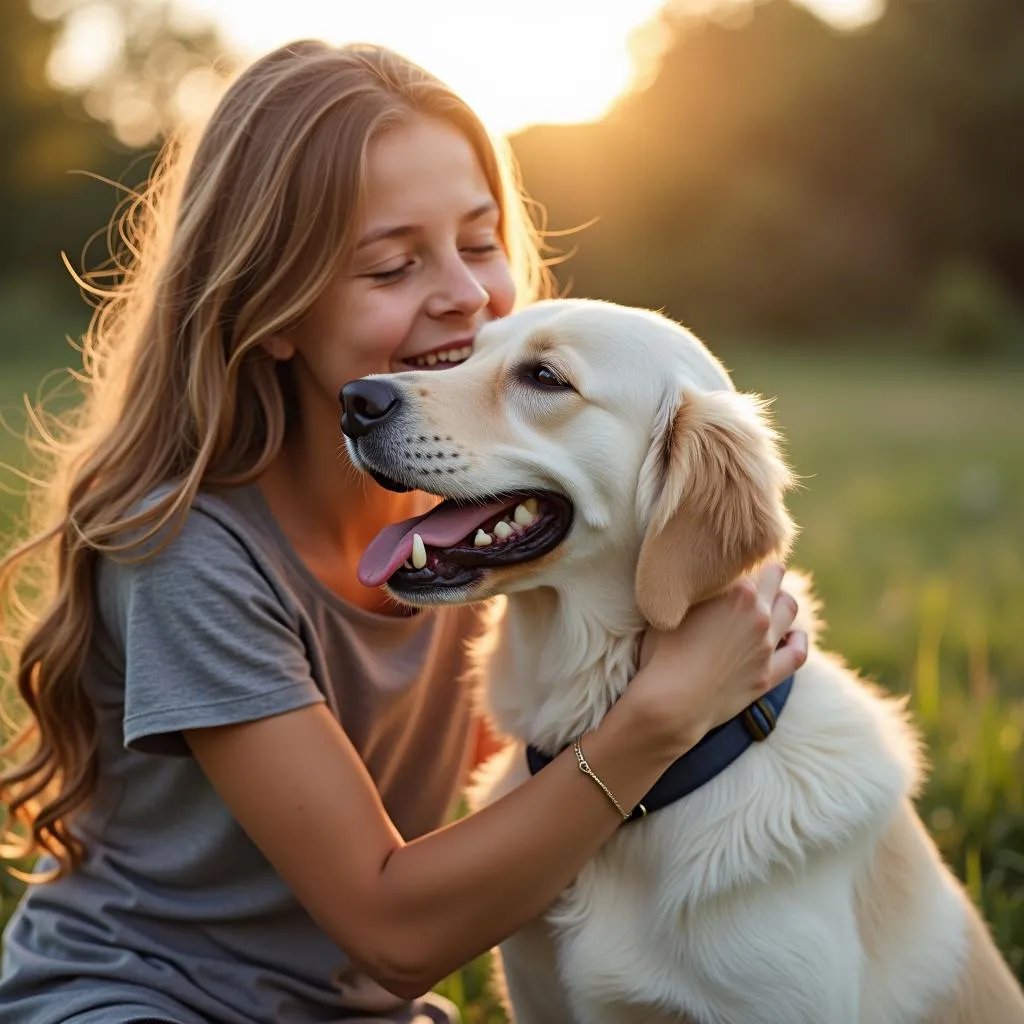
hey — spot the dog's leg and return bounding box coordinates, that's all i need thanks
[853,802,1024,1022]
[682,866,863,1024]
[569,996,696,1024]
[926,890,1024,1023]
[496,917,577,1024]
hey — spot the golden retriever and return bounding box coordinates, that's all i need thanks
[341,298,1024,1024]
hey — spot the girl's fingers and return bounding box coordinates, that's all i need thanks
[754,562,786,605]
[769,588,799,646]
[769,630,808,685]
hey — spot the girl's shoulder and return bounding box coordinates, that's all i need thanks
[115,481,273,559]
[95,483,295,640]
[92,483,327,752]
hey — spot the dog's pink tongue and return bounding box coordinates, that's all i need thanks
[358,499,511,587]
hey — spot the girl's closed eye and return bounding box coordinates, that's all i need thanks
[461,241,501,256]
[362,241,499,283]
[459,225,502,258]
[362,258,416,283]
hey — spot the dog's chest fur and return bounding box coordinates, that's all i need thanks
[468,601,963,1024]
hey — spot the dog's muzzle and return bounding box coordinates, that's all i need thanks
[339,379,403,439]
[339,378,413,492]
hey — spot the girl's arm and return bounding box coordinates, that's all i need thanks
[186,565,806,999]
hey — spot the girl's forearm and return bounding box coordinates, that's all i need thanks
[370,691,688,996]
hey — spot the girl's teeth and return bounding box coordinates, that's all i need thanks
[411,533,427,569]
[474,529,493,547]
[493,520,513,540]
[410,344,473,367]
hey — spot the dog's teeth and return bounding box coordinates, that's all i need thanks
[493,520,513,540]
[402,559,413,569]
[513,504,535,527]
[474,529,493,547]
[524,498,539,515]
[411,533,427,569]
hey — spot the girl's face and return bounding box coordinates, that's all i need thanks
[279,115,516,419]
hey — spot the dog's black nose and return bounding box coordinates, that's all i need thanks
[340,379,402,439]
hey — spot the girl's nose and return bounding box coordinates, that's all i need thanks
[426,258,490,318]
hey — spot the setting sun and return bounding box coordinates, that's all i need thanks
[50,0,883,139]
[177,0,672,135]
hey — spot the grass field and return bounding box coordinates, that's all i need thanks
[1,336,1022,1019]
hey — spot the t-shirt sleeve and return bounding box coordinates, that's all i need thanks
[98,506,325,755]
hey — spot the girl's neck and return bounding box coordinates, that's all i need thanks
[258,431,430,616]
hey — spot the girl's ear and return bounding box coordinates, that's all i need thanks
[635,388,796,631]
[261,334,295,361]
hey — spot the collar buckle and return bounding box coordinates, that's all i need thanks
[742,697,779,742]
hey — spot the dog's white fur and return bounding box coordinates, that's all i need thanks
[350,299,1024,1023]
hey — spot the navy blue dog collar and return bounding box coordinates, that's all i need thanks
[526,674,796,824]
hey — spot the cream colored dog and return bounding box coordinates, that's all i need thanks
[342,299,1024,1024]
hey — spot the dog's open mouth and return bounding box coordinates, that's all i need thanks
[358,490,574,595]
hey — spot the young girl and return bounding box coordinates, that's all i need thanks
[0,41,806,1024]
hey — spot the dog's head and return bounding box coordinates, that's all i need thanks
[342,298,795,628]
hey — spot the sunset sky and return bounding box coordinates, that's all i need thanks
[51,0,883,137]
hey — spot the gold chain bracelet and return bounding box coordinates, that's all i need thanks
[573,736,630,822]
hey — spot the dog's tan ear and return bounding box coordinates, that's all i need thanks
[635,389,796,631]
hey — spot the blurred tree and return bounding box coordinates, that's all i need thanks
[1,0,125,301]
[0,0,229,350]
[4,0,1023,345]
[36,0,230,146]
[511,0,1024,341]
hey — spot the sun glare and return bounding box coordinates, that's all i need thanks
[47,0,883,139]
[171,0,671,135]
[168,0,882,135]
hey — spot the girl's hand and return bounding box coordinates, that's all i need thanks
[631,563,808,754]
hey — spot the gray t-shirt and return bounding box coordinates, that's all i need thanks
[0,485,486,1024]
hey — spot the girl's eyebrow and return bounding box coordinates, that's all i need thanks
[356,199,498,250]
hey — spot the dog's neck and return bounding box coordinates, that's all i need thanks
[483,566,646,755]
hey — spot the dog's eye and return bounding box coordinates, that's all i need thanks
[529,364,572,390]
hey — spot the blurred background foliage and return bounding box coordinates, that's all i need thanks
[1,0,1022,1017]
[5,0,1024,347]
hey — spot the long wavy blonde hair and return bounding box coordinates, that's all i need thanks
[0,39,551,879]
